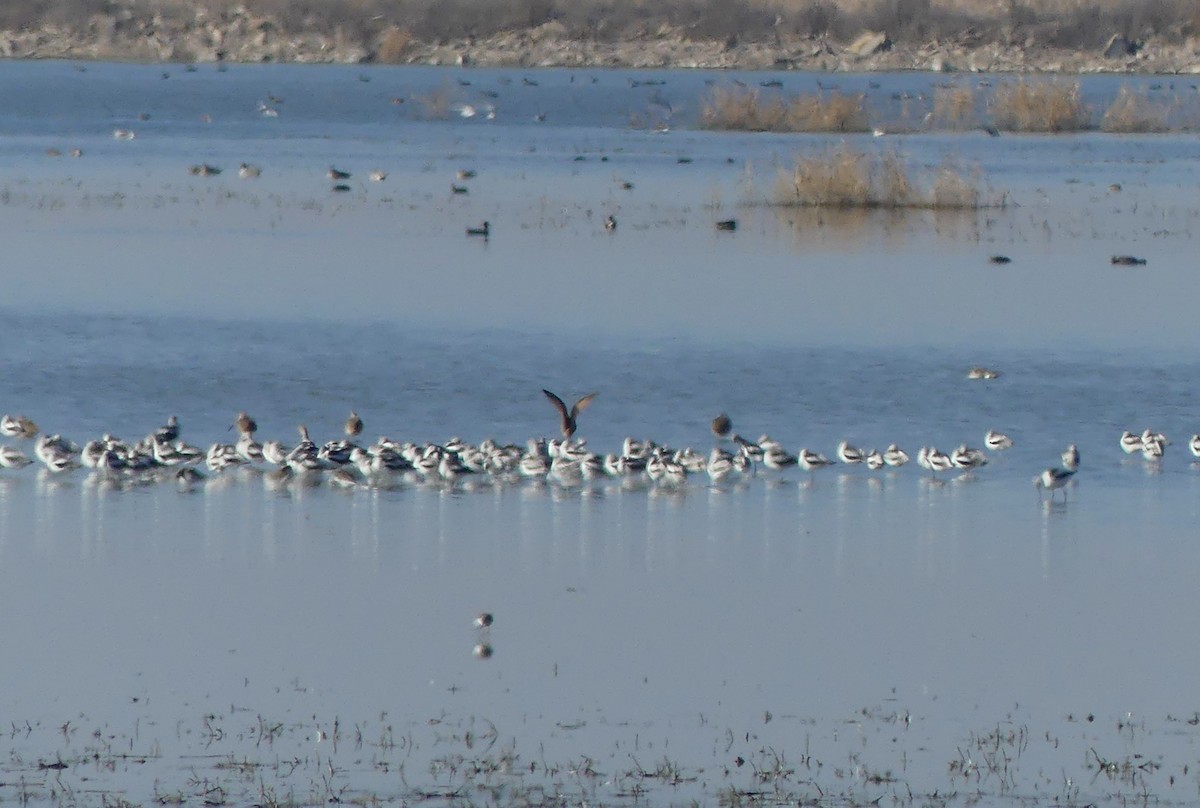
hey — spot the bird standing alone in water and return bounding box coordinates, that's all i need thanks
[542,389,596,438]
[711,412,732,440]
[232,411,257,436]
[345,411,363,438]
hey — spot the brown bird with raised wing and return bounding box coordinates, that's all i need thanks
[542,389,597,438]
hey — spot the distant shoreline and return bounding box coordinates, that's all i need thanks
[2,17,1199,75]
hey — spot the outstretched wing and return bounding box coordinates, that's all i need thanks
[570,393,597,419]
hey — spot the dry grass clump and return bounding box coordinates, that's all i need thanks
[991,80,1090,133]
[1100,86,1172,132]
[931,160,982,208]
[376,26,415,63]
[772,146,997,210]
[701,86,869,133]
[931,86,978,130]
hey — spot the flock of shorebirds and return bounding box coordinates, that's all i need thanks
[3,389,1179,504]
[0,391,1190,501]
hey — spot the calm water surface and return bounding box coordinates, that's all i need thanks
[0,62,1199,806]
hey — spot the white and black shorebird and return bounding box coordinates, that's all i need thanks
[984,429,1012,451]
[951,445,988,470]
[542,390,597,439]
[155,415,180,444]
[882,444,909,467]
[836,440,865,464]
[1035,466,1076,501]
[918,446,954,475]
[799,448,835,473]
[1120,430,1142,455]
[0,414,39,439]
[1190,434,1200,459]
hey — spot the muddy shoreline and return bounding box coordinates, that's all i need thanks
[4,13,1200,74]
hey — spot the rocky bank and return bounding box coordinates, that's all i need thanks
[3,7,1200,74]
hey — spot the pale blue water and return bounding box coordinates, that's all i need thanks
[0,61,1199,806]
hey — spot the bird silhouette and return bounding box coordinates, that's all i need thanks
[542,389,597,438]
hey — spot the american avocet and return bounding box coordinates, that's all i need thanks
[1141,428,1168,447]
[732,434,763,463]
[951,445,988,470]
[1191,434,1200,458]
[604,215,616,232]
[762,446,798,473]
[1142,438,1164,461]
[865,450,884,470]
[542,389,597,438]
[112,128,135,140]
[236,432,264,464]
[1061,444,1079,471]
[1035,466,1076,501]
[518,452,549,478]
[966,366,1000,380]
[798,449,835,473]
[175,467,205,487]
[262,440,289,466]
[645,449,667,482]
[329,468,360,489]
[837,441,864,464]
[706,448,735,482]
[882,444,909,467]
[238,163,261,178]
[0,414,38,439]
[984,429,1012,451]
[1120,430,1143,454]
[155,415,180,444]
[922,446,954,475]
[206,443,246,472]
[673,447,707,473]
[368,170,387,182]
[0,446,33,469]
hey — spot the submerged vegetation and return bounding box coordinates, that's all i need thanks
[770,146,1000,210]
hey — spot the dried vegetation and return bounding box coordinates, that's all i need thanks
[701,86,869,133]
[771,146,997,210]
[0,0,1197,53]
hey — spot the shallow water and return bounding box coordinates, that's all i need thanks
[1,62,1200,806]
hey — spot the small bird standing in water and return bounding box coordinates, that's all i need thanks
[711,412,732,440]
[542,389,597,438]
[345,410,363,438]
[232,411,257,436]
